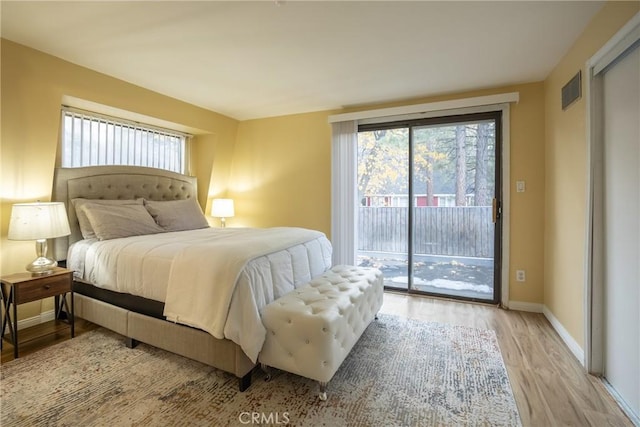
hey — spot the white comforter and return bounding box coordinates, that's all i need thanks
[68,227,332,362]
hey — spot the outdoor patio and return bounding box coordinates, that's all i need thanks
[357,202,497,301]
[358,253,494,300]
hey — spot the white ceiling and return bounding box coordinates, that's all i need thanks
[1,1,603,121]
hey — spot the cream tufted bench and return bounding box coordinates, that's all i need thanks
[259,265,384,400]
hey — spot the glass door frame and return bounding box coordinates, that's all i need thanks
[358,111,503,305]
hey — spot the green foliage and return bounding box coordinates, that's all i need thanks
[358,128,409,198]
[358,120,496,206]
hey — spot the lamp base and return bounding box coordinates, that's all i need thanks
[26,257,58,275]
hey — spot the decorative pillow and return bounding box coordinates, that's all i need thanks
[144,198,210,232]
[80,203,164,241]
[72,198,144,239]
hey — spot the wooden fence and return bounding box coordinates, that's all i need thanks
[358,206,494,258]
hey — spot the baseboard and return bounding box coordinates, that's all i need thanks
[507,300,543,313]
[542,305,585,366]
[603,379,640,426]
[15,310,55,331]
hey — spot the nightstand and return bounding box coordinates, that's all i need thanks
[1,267,74,358]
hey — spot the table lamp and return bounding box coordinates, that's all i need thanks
[211,198,234,228]
[8,202,71,275]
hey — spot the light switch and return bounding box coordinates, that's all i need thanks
[516,181,525,193]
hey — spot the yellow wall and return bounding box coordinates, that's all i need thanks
[230,82,547,305]
[1,39,238,318]
[228,111,333,234]
[544,2,639,348]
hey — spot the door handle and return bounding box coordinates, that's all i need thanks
[492,198,499,223]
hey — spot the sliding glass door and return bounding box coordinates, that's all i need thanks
[357,112,502,303]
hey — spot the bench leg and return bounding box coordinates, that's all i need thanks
[318,381,328,401]
[260,363,273,381]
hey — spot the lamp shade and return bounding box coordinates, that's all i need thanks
[8,202,71,241]
[211,198,235,218]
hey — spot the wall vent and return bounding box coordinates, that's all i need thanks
[562,71,582,110]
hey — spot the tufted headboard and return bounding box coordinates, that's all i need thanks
[51,166,198,261]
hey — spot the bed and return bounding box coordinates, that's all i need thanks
[51,165,332,391]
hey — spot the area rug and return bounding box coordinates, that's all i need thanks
[1,314,521,426]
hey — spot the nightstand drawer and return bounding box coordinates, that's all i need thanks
[15,274,71,304]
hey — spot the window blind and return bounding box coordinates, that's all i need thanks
[61,107,189,174]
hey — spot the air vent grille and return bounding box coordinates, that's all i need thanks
[562,71,582,110]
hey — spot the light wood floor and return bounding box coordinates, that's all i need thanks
[2,292,633,426]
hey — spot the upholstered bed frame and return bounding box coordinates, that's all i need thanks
[51,166,256,391]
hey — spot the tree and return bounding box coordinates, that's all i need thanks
[474,122,490,206]
[357,120,495,207]
[455,125,467,206]
[424,137,435,206]
[357,128,409,202]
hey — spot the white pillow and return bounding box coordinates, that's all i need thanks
[144,198,209,232]
[72,198,144,239]
[80,203,164,240]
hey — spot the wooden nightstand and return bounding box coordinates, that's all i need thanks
[1,267,74,358]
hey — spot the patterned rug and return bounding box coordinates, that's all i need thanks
[1,314,521,426]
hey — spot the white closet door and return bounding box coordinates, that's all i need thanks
[603,43,640,418]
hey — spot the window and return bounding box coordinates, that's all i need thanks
[61,107,189,174]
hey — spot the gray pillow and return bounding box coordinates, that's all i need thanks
[72,198,144,239]
[144,198,209,232]
[80,203,164,240]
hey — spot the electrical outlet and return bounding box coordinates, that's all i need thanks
[516,181,526,193]
[516,270,526,282]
